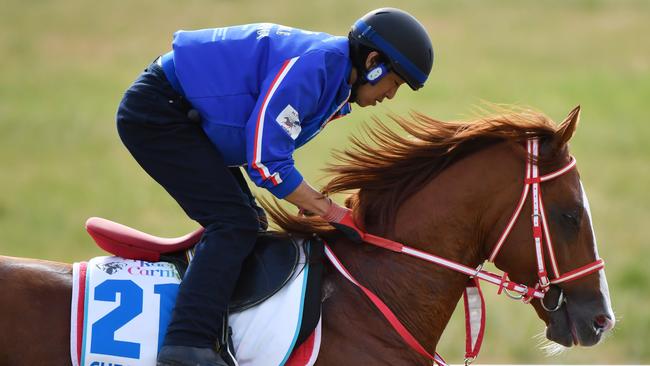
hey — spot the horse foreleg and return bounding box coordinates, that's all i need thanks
[0,256,73,365]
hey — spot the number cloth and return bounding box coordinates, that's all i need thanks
[71,253,320,366]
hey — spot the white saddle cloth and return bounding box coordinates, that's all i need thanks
[71,250,320,366]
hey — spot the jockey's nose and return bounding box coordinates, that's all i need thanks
[593,314,615,333]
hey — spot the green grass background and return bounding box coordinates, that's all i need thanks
[1,0,648,363]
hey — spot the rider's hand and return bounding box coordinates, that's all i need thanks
[321,201,364,243]
[283,181,364,242]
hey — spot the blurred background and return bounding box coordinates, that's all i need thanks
[1,0,648,363]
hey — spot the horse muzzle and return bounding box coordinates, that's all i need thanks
[546,295,615,347]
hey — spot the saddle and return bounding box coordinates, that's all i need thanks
[85,217,322,312]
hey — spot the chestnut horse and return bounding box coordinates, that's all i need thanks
[0,106,614,365]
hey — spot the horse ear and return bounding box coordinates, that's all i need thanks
[554,105,581,148]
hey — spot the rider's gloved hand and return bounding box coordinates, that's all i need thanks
[321,201,364,243]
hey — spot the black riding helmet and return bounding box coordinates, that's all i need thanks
[349,8,434,90]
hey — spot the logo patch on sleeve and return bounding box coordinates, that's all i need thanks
[275,104,301,139]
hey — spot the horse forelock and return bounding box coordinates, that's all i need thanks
[266,107,570,235]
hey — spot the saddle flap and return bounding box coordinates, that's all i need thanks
[230,234,301,312]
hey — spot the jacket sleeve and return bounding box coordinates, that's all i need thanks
[245,51,329,198]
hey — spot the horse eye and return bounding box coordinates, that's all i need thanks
[562,213,579,227]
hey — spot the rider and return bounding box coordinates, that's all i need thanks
[116,7,433,366]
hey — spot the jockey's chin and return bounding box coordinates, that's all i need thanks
[352,71,404,108]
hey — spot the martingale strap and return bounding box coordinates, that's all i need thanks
[463,278,485,363]
[325,242,485,365]
[324,244,448,366]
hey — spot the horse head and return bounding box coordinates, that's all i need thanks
[487,106,615,348]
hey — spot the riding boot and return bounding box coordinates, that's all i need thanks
[156,345,228,366]
[158,312,237,366]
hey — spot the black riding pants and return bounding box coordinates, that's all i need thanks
[116,60,259,348]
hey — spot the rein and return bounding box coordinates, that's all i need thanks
[324,138,605,365]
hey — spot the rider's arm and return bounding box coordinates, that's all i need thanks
[244,52,329,199]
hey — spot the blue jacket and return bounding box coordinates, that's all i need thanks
[169,23,353,198]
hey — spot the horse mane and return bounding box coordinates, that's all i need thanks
[265,106,563,236]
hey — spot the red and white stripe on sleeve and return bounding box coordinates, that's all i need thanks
[251,56,299,186]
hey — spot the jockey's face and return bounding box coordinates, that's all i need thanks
[351,51,406,108]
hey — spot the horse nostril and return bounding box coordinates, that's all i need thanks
[593,314,614,332]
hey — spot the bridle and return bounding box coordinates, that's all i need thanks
[487,138,604,307]
[324,138,605,365]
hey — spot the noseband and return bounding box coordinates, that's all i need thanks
[324,138,605,365]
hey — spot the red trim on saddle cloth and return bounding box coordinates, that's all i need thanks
[85,217,203,261]
[285,320,321,366]
[75,262,87,366]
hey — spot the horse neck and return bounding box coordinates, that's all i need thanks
[325,142,523,360]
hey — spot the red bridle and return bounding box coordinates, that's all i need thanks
[324,138,605,365]
[487,138,604,303]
